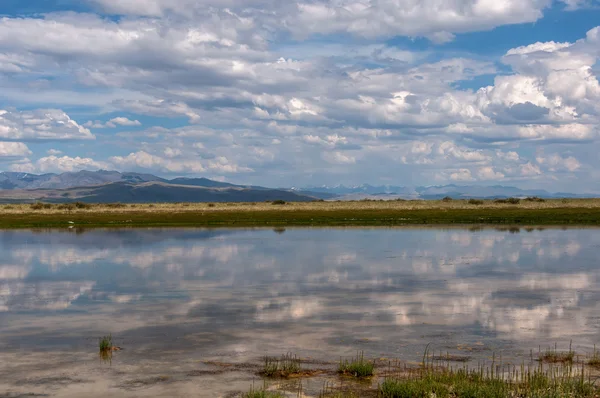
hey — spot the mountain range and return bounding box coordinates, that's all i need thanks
[0,170,597,203]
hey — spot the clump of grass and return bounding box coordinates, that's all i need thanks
[3,205,13,210]
[271,200,287,205]
[442,196,453,202]
[525,196,546,202]
[338,352,374,377]
[261,353,301,377]
[243,386,285,398]
[494,197,520,204]
[467,199,484,205]
[74,201,91,209]
[588,345,600,368]
[207,203,216,207]
[57,203,75,211]
[105,203,127,208]
[380,365,596,398]
[30,202,45,210]
[99,334,112,352]
[539,342,575,364]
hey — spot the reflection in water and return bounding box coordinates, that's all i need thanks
[1,228,600,369]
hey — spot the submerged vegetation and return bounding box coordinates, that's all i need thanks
[2,198,600,228]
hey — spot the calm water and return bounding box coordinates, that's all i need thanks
[1,227,600,397]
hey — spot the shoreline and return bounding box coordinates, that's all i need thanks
[1,200,600,228]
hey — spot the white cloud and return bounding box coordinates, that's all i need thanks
[0,142,31,158]
[85,117,142,129]
[477,166,505,180]
[536,154,581,172]
[520,162,543,176]
[36,156,109,173]
[0,109,94,141]
[46,149,63,156]
[450,169,474,181]
[322,151,356,165]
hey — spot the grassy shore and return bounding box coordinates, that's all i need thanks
[1,199,600,228]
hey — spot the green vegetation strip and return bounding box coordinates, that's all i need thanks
[1,207,600,228]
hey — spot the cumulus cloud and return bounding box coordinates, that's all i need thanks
[0,109,94,141]
[84,117,142,129]
[0,3,598,189]
[0,142,31,158]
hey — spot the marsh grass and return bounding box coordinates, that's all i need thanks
[539,342,575,364]
[588,345,600,368]
[467,199,484,205]
[99,334,112,352]
[244,383,285,398]
[338,352,375,377]
[261,353,302,378]
[2,199,600,228]
[379,365,596,398]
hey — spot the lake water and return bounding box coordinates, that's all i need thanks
[1,227,600,397]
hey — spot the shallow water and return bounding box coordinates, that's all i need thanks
[1,227,600,397]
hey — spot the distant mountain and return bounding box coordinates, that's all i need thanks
[298,184,598,200]
[0,170,163,190]
[0,171,320,203]
[1,170,597,203]
[299,184,416,196]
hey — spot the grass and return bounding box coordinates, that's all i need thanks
[1,199,600,228]
[338,352,375,377]
[539,342,575,364]
[379,366,596,398]
[261,353,302,378]
[588,345,600,368]
[99,334,112,352]
[243,384,285,398]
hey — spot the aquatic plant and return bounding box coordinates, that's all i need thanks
[261,353,301,377]
[338,352,374,377]
[243,385,285,398]
[99,334,112,352]
[539,342,575,364]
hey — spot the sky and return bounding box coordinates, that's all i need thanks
[0,0,599,192]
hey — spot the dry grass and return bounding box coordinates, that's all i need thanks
[0,198,599,215]
[1,199,600,228]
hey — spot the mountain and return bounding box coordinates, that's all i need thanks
[1,170,597,203]
[0,171,319,203]
[299,184,598,200]
[0,170,163,190]
[299,184,417,196]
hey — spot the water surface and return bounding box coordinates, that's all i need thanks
[1,227,599,397]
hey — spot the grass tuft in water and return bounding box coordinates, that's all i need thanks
[338,352,374,377]
[588,345,600,368]
[99,334,112,352]
[243,384,285,398]
[539,342,575,364]
[261,353,301,377]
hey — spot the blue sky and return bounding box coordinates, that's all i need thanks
[0,0,599,192]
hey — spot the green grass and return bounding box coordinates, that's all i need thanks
[338,352,374,377]
[243,385,285,398]
[99,334,112,352]
[588,345,600,368]
[539,342,575,364]
[261,353,302,377]
[380,365,596,398]
[2,205,600,228]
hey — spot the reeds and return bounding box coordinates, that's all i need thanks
[338,352,375,377]
[261,353,302,377]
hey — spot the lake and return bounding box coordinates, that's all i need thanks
[1,227,599,397]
